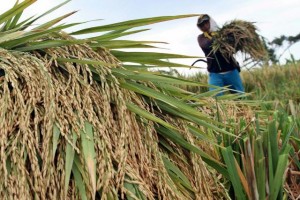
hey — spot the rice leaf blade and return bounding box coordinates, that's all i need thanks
[65,131,78,197]
[80,122,96,199]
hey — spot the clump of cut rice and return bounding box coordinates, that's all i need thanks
[212,20,267,62]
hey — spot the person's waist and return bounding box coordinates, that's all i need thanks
[209,69,236,74]
[218,70,234,74]
[207,63,236,73]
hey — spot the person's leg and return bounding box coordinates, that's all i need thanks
[208,72,224,95]
[223,69,244,94]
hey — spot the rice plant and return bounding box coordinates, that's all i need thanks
[1,1,299,200]
[207,98,300,200]
[0,1,232,199]
[242,63,300,103]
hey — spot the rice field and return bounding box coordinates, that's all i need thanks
[242,63,300,103]
[0,1,299,199]
[179,61,300,199]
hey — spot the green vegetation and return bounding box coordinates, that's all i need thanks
[181,62,300,103]
[179,62,300,199]
[242,63,300,103]
[0,1,299,199]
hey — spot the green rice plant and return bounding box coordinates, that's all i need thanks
[2,1,298,200]
[180,62,300,104]
[219,109,299,200]
[242,63,300,103]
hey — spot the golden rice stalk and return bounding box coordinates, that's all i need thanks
[212,20,268,62]
[0,34,223,199]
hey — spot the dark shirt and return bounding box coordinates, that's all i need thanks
[197,34,238,73]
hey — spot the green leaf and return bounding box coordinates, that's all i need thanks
[90,40,165,49]
[71,14,199,35]
[52,123,60,161]
[155,84,194,98]
[122,64,158,70]
[20,0,72,29]
[268,121,279,173]
[122,81,233,137]
[10,16,35,31]
[32,11,77,31]
[162,156,194,192]
[188,125,219,146]
[15,39,86,51]
[279,122,295,155]
[124,59,197,68]
[1,0,20,31]
[121,81,208,119]
[0,0,36,26]
[1,23,79,49]
[65,131,78,197]
[6,11,23,30]
[269,153,290,200]
[221,146,247,200]
[111,50,198,60]
[157,125,228,178]
[290,136,300,146]
[166,171,194,198]
[74,154,90,184]
[111,49,201,67]
[268,138,274,190]
[155,100,235,137]
[88,28,149,41]
[72,162,88,200]
[80,122,96,199]
[0,31,25,44]
[124,174,146,200]
[158,139,189,165]
[112,68,201,86]
[254,137,266,200]
[289,147,300,170]
[126,102,176,130]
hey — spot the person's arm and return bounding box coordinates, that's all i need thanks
[197,35,211,56]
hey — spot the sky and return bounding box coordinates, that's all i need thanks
[2,0,300,75]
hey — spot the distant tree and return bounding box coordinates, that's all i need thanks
[267,32,300,64]
[262,38,278,64]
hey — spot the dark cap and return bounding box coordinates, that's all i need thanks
[197,14,210,26]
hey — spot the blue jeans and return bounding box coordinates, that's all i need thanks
[208,69,244,95]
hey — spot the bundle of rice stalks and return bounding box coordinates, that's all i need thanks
[0,36,221,200]
[212,20,268,62]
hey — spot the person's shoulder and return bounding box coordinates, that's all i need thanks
[197,33,205,41]
[198,33,204,39]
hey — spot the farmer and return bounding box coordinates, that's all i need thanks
[197,14,244,95]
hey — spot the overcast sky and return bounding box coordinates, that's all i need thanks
[2,0,300,74]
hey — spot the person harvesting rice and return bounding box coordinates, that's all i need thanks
[197,14,244,95]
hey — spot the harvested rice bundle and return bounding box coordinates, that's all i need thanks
[212,20,267,62]
[0,2,226,199]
